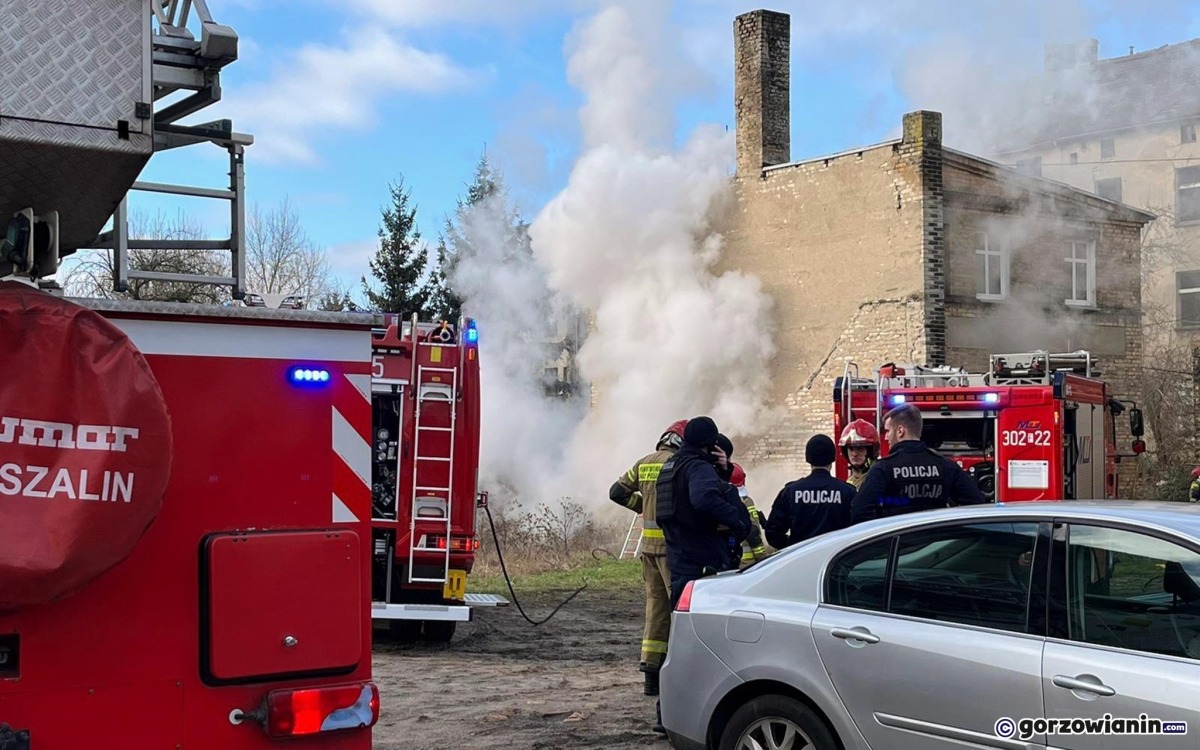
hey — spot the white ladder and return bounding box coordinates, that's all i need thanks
[620,514,643,559]
[407,364,458,584]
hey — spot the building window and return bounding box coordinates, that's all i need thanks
[1178,271,1200,327]
[1183,124,1197,144]
[1177,166,1200,223]
[1069,152,1079,165]
[976,233,1009,301]
[1100,139,1115,159]
[1065,239,1096,307]
[1095,177,1122,203]
[1015,157,1042,177]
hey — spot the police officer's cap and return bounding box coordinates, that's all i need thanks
[715,433,734,457]
[805,434,837,466]
[684,417,720,448]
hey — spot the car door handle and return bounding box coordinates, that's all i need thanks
[830,627,880,644]
[1052,674,1116,697]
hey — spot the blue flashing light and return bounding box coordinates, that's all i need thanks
[289,366,331,386]
[891,394,907,405]
[465,321,479,345]
[983,392,1000,404]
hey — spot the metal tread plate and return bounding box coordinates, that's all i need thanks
[465,593,509,607]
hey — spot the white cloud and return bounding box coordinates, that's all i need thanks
[326,238,378,278]
[354,0,571,28]
[217,29,477,164]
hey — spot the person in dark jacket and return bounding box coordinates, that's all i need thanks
[655,416,752,609]
[850,403,987,524]
[765,434,856,548]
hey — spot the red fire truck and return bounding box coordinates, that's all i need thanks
[1,1,380,746]
[368,316,506,641]
[833,350,1146,502]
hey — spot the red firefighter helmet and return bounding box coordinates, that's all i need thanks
[1192,466,1200,480]
[730,463,747,487]
[657,419,688,450]
[839,419,880,460]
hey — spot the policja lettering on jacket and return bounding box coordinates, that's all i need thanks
[795,489,843,504]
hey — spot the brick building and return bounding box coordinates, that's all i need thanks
[724,10,1154,472]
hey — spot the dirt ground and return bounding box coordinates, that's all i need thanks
[371,586,668,749]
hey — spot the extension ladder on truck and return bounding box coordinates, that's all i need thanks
[408,353,457,585]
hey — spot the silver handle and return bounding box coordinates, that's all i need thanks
[830,627,880,644]
[1052,674,1115,697]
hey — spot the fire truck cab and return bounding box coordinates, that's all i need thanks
[368,315,506,641]
[834,350,1146,502]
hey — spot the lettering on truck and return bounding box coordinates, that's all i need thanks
[0,415,141,503]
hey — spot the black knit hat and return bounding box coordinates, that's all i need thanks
[684,417,719,448]
[805,434,837,467]
[715,433,734,458]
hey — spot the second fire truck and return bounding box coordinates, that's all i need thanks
[368,316,506,641]
[834,350,1146,502]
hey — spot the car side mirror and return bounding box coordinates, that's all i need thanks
[1129,407,1144,438]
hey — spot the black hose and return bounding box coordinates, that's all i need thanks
[482,502,587,626]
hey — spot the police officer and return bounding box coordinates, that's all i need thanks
[765,434,856,548]
[713,434,769,567]
[656,416,752,609]
[850,403,986,523]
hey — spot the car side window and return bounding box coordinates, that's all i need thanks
[1065,525,1200,659]
[889,523,1038,633]
[826,538,892,611]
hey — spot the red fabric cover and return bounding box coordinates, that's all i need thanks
[0,282,171,611]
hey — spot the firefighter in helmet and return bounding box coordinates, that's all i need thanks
[608,419,687,697]
[1190,467,1200,503]
[730,463,771,568]
[839,418,880,490]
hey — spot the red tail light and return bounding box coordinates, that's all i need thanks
[424,535,474,552]
[676,580,695,612]
[265,682,379,738]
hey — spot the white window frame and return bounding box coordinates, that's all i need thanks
[975,233,1009,301]
[1178,166,1200,225]
[1177,271,1200,327]
[1065,239,1096,308]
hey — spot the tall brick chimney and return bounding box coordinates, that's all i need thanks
[734,10,790,176]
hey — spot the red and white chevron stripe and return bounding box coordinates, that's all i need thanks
[331,371,371,524]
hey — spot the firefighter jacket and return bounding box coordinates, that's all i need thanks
[764,468,855,548]
[850,440,986,524]
[846,461,872,490]
[737,487,770,567]
[1191,478,1200,503]
[609,448,675,555]
[656,445,752,583]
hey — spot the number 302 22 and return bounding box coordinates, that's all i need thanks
[1001,429,1052,447]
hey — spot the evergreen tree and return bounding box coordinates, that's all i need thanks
[361,178,430,315]
[423,237,460,321]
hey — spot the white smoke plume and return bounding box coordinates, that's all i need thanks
[450,1,777,518]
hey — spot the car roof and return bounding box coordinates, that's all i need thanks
[852,501,1200,539]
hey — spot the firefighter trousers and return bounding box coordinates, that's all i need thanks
[641,552,672,668]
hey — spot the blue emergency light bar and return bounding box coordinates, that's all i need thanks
[891,394,907,405]
[289,367,331,386]
[465,321,479,344]
[983,392,1000,404]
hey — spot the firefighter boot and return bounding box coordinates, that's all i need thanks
[640,663,660,696]
[653,700,667,736]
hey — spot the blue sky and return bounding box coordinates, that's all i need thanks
[135,0,1200,298]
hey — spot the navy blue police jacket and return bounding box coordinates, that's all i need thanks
[764,468,856,548]
[850,440,986,524]
[655,444,752,579]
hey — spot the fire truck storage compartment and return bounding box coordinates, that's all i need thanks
[0,0,154,256]
[0,679,183,748]
[203,530,361,682]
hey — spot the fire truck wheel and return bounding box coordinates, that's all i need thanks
[423,620,457,642]
[388,620,421,641]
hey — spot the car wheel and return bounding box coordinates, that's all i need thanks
[719,695,838,750]
[423,620,457,642]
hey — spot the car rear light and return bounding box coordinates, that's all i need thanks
[264,682,379,738]
[423,535,475,552]
[676,580,695,612]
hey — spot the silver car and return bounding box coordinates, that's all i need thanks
[660,501,1200,750]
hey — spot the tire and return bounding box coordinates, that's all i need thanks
[388,620,422,641]
[718,695,838,750]
[423,620,457,642]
